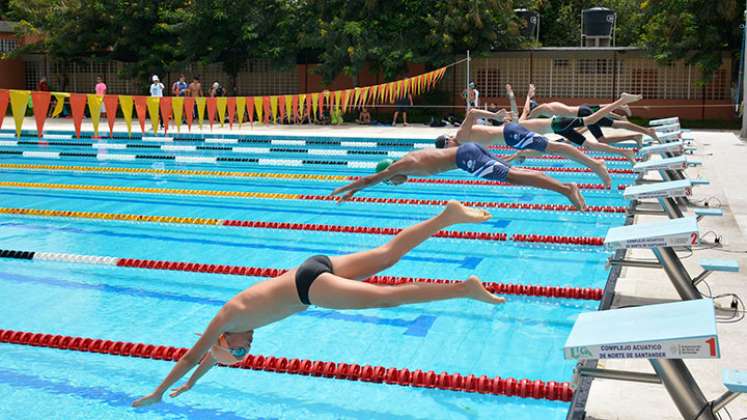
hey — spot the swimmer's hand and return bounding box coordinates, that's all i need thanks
[493,109,507,120]
[132,392,163,408]
[169,383,192,398]
[335,190,357,203]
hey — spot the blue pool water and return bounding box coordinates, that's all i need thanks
[0,131,630,419]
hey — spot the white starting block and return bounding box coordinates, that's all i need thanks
[606,217,740,302]
[650,117,680,126]
[654,123,681,134]
[657,131,682,143]
[633,156,702,173]
[624,179,692,201]
[565,299,742,420]
[638,141,684,158]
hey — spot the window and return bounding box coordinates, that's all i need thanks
[578,59,611,75]
[0,39,17,53]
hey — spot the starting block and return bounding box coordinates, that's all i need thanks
[657,131,682,143]
[654,123,681,134]
[650,117,680,126]
[565,299,742,420]
[638,141,684,158]
[695,208,723,220]
[605,216,698,251]
[624,179,692,201]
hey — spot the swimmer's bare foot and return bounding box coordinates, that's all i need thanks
[622,149,637,165]
[505,84,514,97]
[633,134,644,147]
[464,275,506,304]
[592,159,612,189]
[442,200,492,224]
[567,183,587,211]
[646,128,659,142]
[619,104,632,117]
[528,83,536,98]
[619,93,643,104]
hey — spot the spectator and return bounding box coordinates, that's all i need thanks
[37,77,49,92]
[188,76,202,97]
[172,74,188,96]
[392,92,413,126]
[209,81,224,97]
[150,75,164,97]
[95,76,107,116]
[356,107,371,125]
[463,81,479,109]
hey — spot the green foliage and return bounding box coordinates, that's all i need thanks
[639,0,741,82]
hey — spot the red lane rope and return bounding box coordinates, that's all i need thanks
[344,176,628,191]
[299,195,627,214]
[0,329,573,401]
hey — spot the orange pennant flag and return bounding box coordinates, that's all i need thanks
[306,94,313,121]
[0,89,8,130]
[103,95,119,137]
[172,96,184,133]
[206,97,217,130]
[235,97,246,127]
[247,97,256,126]
[278,96,287,122]
[333,90,342,111]
[31,91,51,137]
[263,96,271,124]
[284,95,292,123]
[360,87,369,109]
[183,96,195,131]
[318,92,326,118]
[396,80,403,100]
[133,96,148,135]
[216,97,227,128]
[342,89,351,113]
[118,95,134,137]
[69,93,87,139]
[370,85,378,106]
[226,97,236,129]
[195,97,206,130]
[292,95,299,121]
[410,77,417,96]
[159,96,173,134]
[379,84,387,103]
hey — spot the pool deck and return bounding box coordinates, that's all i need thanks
[3,117,747,419]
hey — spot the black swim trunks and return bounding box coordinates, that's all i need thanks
[551,116,588,146]
[295,255,333,305]
[395,96,410,113]
[577,105,614,141]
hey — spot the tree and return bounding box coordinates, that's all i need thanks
[640,0,741,82]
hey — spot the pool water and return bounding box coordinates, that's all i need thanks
[0,130,629,419]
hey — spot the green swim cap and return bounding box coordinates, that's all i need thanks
[376,158,394,173]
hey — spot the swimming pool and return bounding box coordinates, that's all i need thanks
[0,129,630,419]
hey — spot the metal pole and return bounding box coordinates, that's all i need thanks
[741,9,747,138]
[577,367,662,384]
[658,196,684,219]
[466,50,471,112]
[651,246,702,300]
[649,359,716,420]
[711,391,740,413]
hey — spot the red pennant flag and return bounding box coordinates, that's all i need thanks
[31,91,51,137]
[246,97,255,125]
[103,95,119,137]
[206,97,217,130]
[133,96,148,135]
[262,96,271,124]
[183,96,195,131]
[292,95,299,121]
[69,94,87,139]
[159,96,173,134]
[227,97,236,129]
[278,96,286,122]
[0,89,9,130]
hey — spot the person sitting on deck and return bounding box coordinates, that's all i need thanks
[132,201,504,408]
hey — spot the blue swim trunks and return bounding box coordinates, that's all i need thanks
[503,122,549,151]
[455,143,510,181]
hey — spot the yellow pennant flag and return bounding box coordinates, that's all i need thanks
[298,94,306,120]
[284,95,292,122]
[387,82,395,103]
[360,87,369,109]
[9,89,30,137]
[334,90,342,111]
[253,97,263,124]
[236,97,246,127]
[195,97,206,130]
[86,94,103,137]
[146,97,160,134]
[369,85,378,105]
[410,77,417,96]
[172,96,184,132]
[396,80,402,100]
[51,92,69,118]
[216,97,227,128]
[311,93,319,119]
[119,95,134,137]
[342,89,352,113]
[270,96,278,124]
[353,88,361,109]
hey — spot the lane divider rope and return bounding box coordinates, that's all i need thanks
[0,207,605,246]
[0,150,636,174]
[0,182,627,213]
[0,329,574,401]
[0,249,604,300]
[0,163,628,191]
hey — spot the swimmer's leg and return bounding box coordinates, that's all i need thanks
[582,137,636,164]
[545,141,612,188]
[329,201,491,280]
[580,93,642,126]
[506,167,587,211]
[309,273,504,310]
[611,120,659,142]
[527,102,579,119]
[597,133,643,146]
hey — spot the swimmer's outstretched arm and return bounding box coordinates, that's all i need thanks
[330,159,413,201]
[169,354,217,398]
[132,314,227,407]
